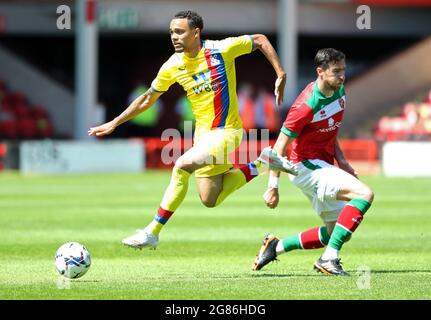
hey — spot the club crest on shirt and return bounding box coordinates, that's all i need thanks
[210,55,221,66]
[339,97,345,109]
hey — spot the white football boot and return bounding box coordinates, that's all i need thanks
[257,146,298,175]
[122,228,159,249]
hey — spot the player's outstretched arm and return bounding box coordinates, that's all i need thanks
[263,133,295,209]
[88,88,163,136]
[251,34,286,106]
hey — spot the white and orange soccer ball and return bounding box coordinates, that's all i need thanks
[54,242,91,279]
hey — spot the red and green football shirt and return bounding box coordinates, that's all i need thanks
[281,81,346,164]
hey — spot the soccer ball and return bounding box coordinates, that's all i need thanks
[54,242,91,279]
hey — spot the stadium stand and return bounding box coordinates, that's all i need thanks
[0,142,6,171]
[0,78,54,140]
[375,90,431,141]
[344,37,431,137]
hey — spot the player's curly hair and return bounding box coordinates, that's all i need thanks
[174,11,204,31]
[314,48,345,70]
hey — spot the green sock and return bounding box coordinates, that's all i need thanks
[327,199,371,251]
[280,226,330,253]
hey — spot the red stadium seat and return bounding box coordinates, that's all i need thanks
[11,92,26,106]
[0,143,7,157]
[1,94,13,111]
[0,120,17,139]
[29,105,49,119]
[0,82,55,139]
[0,80,6,97]
[17,118,37,139]
[13,105,30,118]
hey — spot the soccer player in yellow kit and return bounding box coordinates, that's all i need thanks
[88,11,296,249]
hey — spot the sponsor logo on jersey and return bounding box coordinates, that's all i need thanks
[192,81,220,94]
[318,120,342,133]
[192,70,211,84]
[191,70,219,94]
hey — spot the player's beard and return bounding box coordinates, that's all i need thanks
[328,80,343,91]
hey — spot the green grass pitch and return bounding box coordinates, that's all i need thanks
[0,170,430,300]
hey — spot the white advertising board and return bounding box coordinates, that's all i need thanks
[382,142,431,177]
[20,140,144,174]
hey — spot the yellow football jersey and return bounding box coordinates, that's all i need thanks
[151,35,254,133]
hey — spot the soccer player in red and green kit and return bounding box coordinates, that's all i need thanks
[252,48,374,276]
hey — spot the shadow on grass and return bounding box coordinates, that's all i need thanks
[248,272,324,278]
[250,270,431,277]
[370,270,431,274]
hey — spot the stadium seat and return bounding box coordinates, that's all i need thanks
[0,143,6,157]
[17,118,37,139]
[0,143,6,171]
[0,78,55,139]
[0,80,6,99]
[0,120,17,139]
[30,105,49,118]
[13,105,30,118]
[12,91,26,106]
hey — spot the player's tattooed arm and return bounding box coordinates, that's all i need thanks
[114,87,162,126]
[88,87,163,137]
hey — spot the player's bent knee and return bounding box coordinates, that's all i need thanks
[354,184,374,203]
[363,186,374,203]
[174,157,186,169]
[174,157,193,173]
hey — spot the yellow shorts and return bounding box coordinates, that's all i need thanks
[194,128,243,178]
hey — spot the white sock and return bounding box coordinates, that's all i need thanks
[321,246,339,260]
[275,240,285,255]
